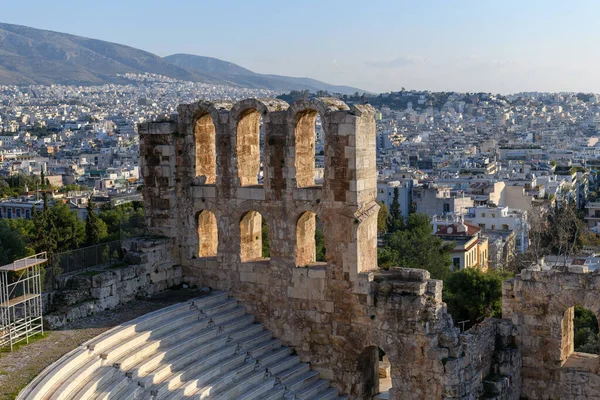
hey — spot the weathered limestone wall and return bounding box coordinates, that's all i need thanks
[140,97,520,399]
[43,238,181,329]
[444,318,520,400]
[503,265,600,399]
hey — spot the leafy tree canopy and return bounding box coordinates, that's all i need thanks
[379,212,453,280]
[443,268,514,325]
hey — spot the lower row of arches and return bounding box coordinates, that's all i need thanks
[197,210,326,266]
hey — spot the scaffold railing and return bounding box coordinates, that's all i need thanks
[0,252,46,351]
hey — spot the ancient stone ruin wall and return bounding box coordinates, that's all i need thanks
[42,238,180,328]
[139,97,520,399]
[503,265,600,400]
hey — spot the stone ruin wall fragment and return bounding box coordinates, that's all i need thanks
[139,97,528,399]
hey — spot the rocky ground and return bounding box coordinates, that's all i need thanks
[0,288,203,400]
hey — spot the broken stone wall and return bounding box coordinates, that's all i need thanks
[442,318,520,400]
[42,238,181,329]
[503,265,600,399]
[140,97,520,399]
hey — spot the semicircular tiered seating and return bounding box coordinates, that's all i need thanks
[19,291,347,400]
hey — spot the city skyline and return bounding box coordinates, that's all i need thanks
[2,0,600,94]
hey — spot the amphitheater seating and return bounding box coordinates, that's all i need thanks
[18,291,347,400]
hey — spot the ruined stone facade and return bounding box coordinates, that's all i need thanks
[139,97,523,399]
[42,238,181,329]
[504,265,600,399]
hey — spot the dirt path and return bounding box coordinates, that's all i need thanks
[0,289,203,400]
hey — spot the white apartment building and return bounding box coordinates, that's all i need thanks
[465,206,529,253]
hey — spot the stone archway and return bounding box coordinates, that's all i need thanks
[194,113,216,184]
[236,109,263,186]
[197,210,218,257]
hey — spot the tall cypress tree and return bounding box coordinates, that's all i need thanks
[85,197,102,246]
[387,187,405,233]
[32,193,57,255]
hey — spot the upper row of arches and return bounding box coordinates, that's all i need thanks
[188,97,354,188]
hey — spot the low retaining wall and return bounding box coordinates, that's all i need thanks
[43,238,181,329]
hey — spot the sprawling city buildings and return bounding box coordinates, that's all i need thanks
[2,79,600,268]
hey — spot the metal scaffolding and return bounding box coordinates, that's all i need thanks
[0,252,46,351]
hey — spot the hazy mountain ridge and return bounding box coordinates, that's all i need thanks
[164,53,362,94]
[0,23,363,93]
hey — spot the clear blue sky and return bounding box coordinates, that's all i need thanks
[2,0,600,94]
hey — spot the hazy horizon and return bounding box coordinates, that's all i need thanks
[2,0,600,94]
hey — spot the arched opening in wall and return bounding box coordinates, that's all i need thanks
[197,210,218,257]
[561,305,599,370]
[240,211,269,262]
[237,109,264,186]
[295,110,324,187]
[296,211,326,267]
[194,113,216,184]
[357,346,392,399]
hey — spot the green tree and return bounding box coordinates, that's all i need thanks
[262,217,270,258]
[387,187,405,233]
[31,194,57,255]
[0,220,32,266]
[85,197,107,246]
[443,268,513,324]
[376,201,389,234]
[379,213,454,280]
[315,227,326,262]
[574,306,599,353]
[50,201,85,251]
[99,202,145,241]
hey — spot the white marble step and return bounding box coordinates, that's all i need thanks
[235,377,278,400]
[193,360,257,399]
[70,366,119,400]
[260,386,286,400]
[200,298,238,317]
[99,309,205,359]
[219,314,254,333]
[209,369,268,400]
[47,357,108,400]
[257,347,292,368]
[86,292,225,353]
[283,370,320,392]
[137,340,235,389]
[228,323,264,342]
[314,387,342,400]
[150,347,248,399]
[90,374,131,400]
[19,291,348,400]
[296,379,330,399]
[159,353,248,400]
[266,355,301,375]
[85,301,197,351]
[131,329,226,380]
[50,310,207,400]
[209,306,247,325]
[75,318,213,397]
[276,362,310,382]
[238,331,273,349]
[105,379,140,400]
[22,347,92,400]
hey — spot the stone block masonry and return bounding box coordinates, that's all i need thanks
[504,265,600,399]
[43,238,181,329]
[139,97,527,399]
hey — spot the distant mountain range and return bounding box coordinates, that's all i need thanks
[0,23,363,94]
